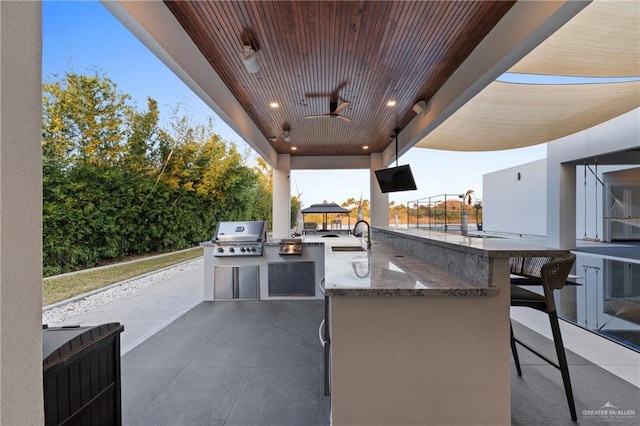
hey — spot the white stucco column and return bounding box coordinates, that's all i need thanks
[272,154,291,239]
[370,153,388,228]
[547,161,576,249]
[0,1,44,424]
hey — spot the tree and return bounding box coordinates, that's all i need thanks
[251,157,273,225]
[42,72,272,274]
[42,72,129,167]
[123,98,160,172]
[291,195,301,228]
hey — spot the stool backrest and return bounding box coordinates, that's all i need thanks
[541,253,576,315]
[541,253,576,291]
[511,253,576,311]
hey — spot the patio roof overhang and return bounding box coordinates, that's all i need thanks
[102,0,591,169]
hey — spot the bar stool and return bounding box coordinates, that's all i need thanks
[510,253,577,421]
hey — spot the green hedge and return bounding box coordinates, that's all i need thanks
[42,72,271,276]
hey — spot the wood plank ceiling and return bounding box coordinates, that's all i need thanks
[164,1,515,156]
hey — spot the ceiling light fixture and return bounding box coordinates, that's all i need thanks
[386,100,397,107]
[241,45,260,74]
[363,145,369,150]
[269,102,279,108]
[291,146,297,151]
[268,136,277,143]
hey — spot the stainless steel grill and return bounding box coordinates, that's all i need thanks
[212,221,267,257]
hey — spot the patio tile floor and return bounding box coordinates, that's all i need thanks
[121,300,639,425]
[122,300,330,426]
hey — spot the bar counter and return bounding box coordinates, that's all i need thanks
[321,236,498,297]
[322,226,569,426]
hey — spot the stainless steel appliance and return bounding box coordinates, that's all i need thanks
[214,265,259,300]
[212,220,267,257]
[279,238,303,256]
[210,221,267,300]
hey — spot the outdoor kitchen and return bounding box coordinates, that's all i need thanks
[199,217,531,423]
[201,220,325,301]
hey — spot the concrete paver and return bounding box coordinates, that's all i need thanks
[55,264,204,354]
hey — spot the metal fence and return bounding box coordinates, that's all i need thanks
[405,194,482,231]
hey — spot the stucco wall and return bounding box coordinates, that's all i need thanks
[0,1,44,424]
[484,162,638,239]
[546,109,640,247]
[483,159,547,236]
[484,109,639,244]
[547,109,640,166]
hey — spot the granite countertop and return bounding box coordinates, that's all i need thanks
[375,226,571,258]
[320,236,499,298]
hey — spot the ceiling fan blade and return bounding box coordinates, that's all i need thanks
[304,93,333,98]
[304,114,329,119]
[334,101,351,114]
[337,115,351,123]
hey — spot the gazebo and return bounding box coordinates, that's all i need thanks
[301,203,352,234]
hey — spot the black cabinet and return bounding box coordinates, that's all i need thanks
[268,261,315,296]
[42,323,124,426]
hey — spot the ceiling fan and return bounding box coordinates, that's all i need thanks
[304,100,352,122]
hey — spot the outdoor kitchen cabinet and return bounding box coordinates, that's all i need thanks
[213,265,259,300]
[268,261,316,296]
[201,240,325,301]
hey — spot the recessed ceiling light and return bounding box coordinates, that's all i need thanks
[363,145,369,150]
[270,102,279,108]
[291,146,297,151]
[386,100,397,107]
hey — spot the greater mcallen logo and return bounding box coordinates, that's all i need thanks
[583,402,636,423]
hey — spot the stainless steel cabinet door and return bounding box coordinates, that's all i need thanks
[214,265,259,300]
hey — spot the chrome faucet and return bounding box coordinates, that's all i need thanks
[353,219,372,250]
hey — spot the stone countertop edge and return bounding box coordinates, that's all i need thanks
[372,226,571,258]
[321,238,501,298]
[324,287,499,297]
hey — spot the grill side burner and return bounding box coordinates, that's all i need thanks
[212,221,267,257]
[279,238,303,256]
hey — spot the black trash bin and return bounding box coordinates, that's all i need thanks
[42,322,124,426]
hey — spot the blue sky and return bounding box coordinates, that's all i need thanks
[43,0,548,207]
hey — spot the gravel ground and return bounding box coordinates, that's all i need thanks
[42,258,203,325]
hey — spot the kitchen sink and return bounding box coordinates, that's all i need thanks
[331,246,366,252]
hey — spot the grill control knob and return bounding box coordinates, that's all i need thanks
[240,247,246,253]
[216,247,224,253]
[250,246,257,252]
[229,247,235,253]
